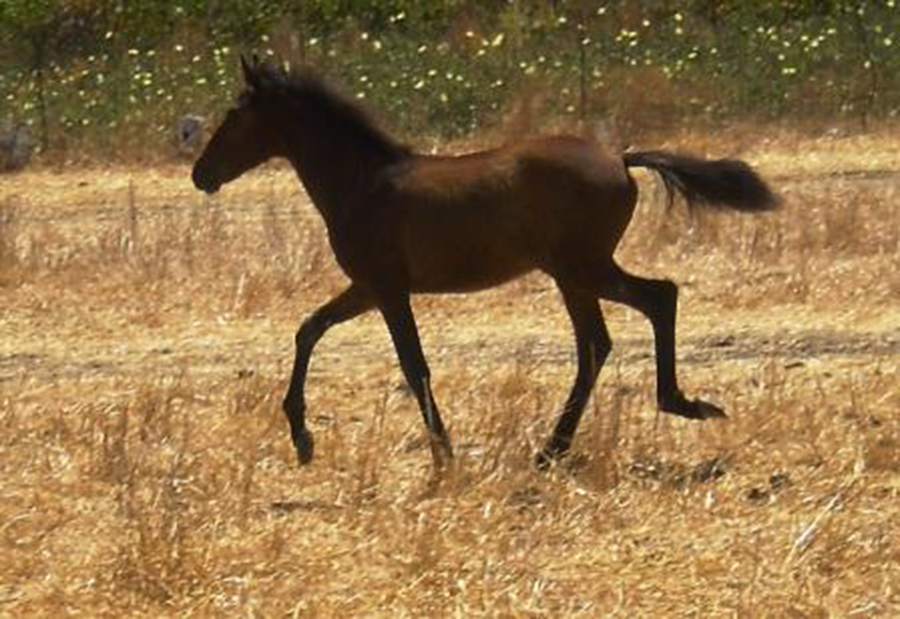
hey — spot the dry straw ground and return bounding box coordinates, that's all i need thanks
[1,128,899,616]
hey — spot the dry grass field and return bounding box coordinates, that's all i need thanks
[1,128,899,616]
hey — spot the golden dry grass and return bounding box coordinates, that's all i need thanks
[1,128,898,616]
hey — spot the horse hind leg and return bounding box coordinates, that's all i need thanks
[600,265,726,420]
[537,286,612,469]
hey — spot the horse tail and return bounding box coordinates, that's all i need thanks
[623,150,779,212]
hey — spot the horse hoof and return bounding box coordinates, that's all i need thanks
[696,400,727,420]
[293,429,315,465]
[535,449,557,471]
[662,394,727,420]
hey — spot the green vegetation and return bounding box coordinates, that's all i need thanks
[1,1,898,159]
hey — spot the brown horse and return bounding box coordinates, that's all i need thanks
[193,57,778,471]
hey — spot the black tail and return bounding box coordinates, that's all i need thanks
[623,150,779,212]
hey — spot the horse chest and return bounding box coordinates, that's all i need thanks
[324,225,378,282]
[322,208,405,284]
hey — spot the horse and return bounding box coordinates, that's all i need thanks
[192,56,778,472]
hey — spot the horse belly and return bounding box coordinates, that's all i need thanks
[405,221,534,293]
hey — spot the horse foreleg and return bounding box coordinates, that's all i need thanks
[377,291,453,471]
[537,286,612,469]
[601,266,726,420]
[283,284,374,465]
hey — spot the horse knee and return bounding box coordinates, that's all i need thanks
[580,334,610,384]
[400,360,431,393]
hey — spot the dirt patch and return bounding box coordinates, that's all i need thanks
[4,324,897,386]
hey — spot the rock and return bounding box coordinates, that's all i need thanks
[0,123,34,172]
[177,114,205,156]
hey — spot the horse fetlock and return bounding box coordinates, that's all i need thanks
[535,436,572,470]
[429,433,454,469]
[292,427,315,465]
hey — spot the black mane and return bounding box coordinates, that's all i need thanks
[248,62,412,160]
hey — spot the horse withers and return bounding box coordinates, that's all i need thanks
[192,57,778,472]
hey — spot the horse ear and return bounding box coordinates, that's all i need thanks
[241,54,260,91]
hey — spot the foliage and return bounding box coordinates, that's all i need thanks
[0,0,898,159]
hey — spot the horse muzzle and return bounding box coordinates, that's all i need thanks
[191,166,221,194]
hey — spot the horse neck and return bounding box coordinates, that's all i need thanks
[279,107,406,226]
